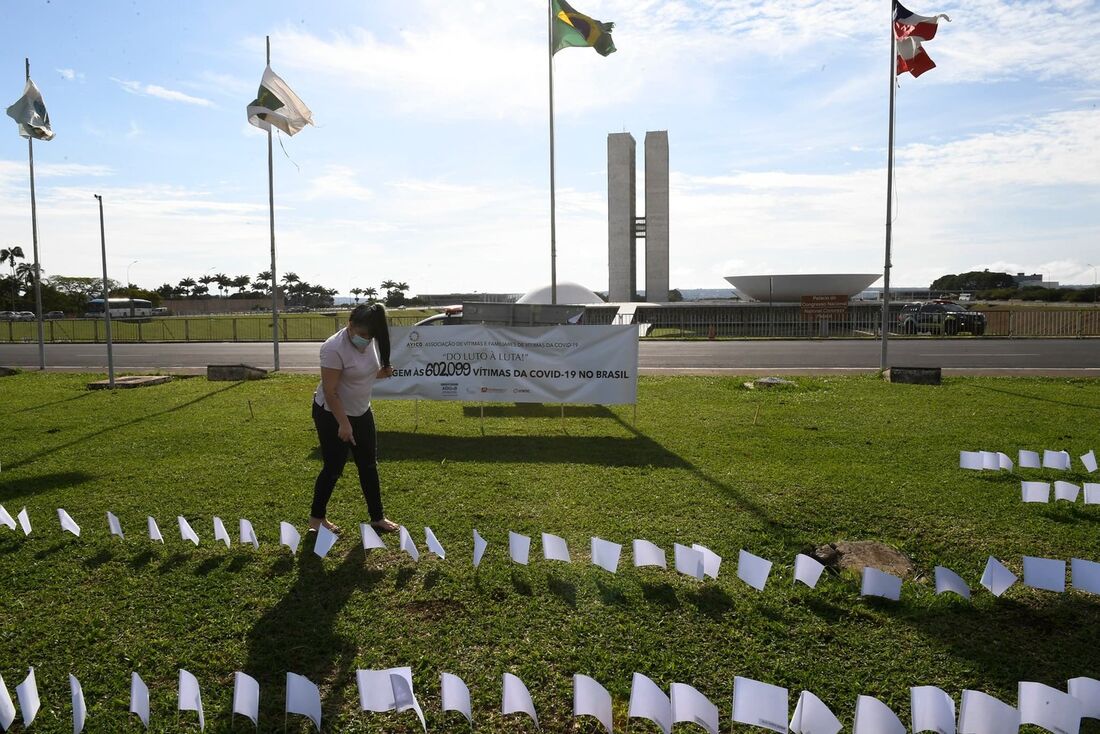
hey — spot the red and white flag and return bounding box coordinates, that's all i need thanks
[894,0,951,77]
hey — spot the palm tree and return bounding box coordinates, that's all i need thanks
[232,275,251,294]
[1,246,25,309]
[350,287,364,304]
[282,272,300,287]
[364,286,378,304]
[213,273,230,298]
[380,279,397,291]
[198,274,216,297]
[178,276,196,292]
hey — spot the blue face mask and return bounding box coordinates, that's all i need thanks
[350,332,371,349]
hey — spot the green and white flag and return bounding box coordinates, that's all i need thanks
[6,79,54,141]
[246,66,313,136]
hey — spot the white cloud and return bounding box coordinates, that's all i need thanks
[56,68,84,82]
[110,78,216,108]
[303,166,373,202]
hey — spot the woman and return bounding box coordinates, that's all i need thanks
[311,303,398,534]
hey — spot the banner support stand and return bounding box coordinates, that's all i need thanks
[479,403,485,436]
[560,403,565,434]
[414,399,420,432]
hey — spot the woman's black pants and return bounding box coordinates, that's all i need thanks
[311,401,384,521]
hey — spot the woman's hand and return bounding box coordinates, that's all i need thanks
[377,366,395,379]
[337,420,357,445]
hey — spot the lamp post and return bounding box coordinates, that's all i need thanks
[94,194,114,388]
[126,259,138,317]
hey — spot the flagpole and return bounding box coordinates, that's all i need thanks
[25,58,45,371]
[266,36,281,371]
[880,6,898,372]
[547,0,558,305]
[94,194,115,388]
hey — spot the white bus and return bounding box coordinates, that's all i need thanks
[85,298,154,318]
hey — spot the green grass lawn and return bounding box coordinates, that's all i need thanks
[0,310,437,344]
[0,373,1098,732]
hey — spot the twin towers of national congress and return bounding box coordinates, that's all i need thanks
[607,130,670,303]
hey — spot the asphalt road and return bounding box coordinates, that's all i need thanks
[1,339,1097,376]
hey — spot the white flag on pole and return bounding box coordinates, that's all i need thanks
[108,511,125,540]
[286,673,322,731]
[58,509,81,537]
[178,669,205,731]
[16,668,41,728]
[6,79,55,140]
[232,672,260,726]
[70,674,87,734]
[247,66,313,136]
[130,672,150,729]
[147,516,164,543]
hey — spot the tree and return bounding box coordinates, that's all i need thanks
[350,287,364,304]
[198,274,216,298]
[214,273,230,298]
[364,286,378,304]
[232,275,251,295]
[178,277,197,297]
[382,280,410,307]
[1,246,25,308]
[282,272,300,286]
[668,288,684,302]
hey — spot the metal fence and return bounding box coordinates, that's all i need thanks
[1,307,1098,343]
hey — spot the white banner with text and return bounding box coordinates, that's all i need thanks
[373,325,638,405]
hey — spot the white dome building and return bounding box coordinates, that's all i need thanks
[516,281,605,305]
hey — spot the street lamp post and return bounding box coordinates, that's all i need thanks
[126,259,138,317]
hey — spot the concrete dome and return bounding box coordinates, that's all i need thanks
[725,274,881,302]
[516,281,605,305]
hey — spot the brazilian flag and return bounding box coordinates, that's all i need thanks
[552,0,616,56]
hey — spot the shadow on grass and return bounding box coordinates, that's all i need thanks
[460,404,618,419]
[244,539,384,730]
[970,384,1100,413]
[0,470,95,502]
[1,390,93,416]
[5,382,245,470]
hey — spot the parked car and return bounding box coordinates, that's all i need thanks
[13,311,36,321]
[45,310,65,319]
[414,305,463,327]
[898,301,986,335]
[0,311,14,321]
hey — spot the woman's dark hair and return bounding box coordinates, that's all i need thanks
[349,303,391,367]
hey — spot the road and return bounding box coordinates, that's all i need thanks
[1,339,1097,376]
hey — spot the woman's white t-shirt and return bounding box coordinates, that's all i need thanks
[313,327,381,417]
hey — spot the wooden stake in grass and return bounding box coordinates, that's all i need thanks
[247,400,255,420]
[753,404,761,425]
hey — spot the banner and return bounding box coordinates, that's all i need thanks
[374,325,638,405]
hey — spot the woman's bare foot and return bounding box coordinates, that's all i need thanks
[370,518,399,533]
[308,517,341,533]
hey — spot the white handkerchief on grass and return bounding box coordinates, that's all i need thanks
[16,668,40,727]
[0,672,14,731]
[861,567,902,600]
[960,451,983,470]
[70,673,87,734]
[794,554,826,589]
[671,682,719,734]
[574,674,613,733]
[279,521,300,556]
[1067,678,1100,720]
[674,543,704,580]
[911,686,956,734]
[1043,450,1070,470]
[633,539,667,568]
[1022,556,1065,592]
[854,696,905,734]
[981,451,1000,470]
[178,516,200,546]
[591,537,622,573]
[232,672,260,726]
[502,673,539,729]
[1018,682,1082,734]
[286,673,322,731]
[360,523,385,550]
[509,531,530,565]
[17,507,31,535]
[692,544,722,579]
[58,509,81,537]
[314,525,338,558]
[1080,450,1097,473]
[425,527,446,559]
[107,511,125,539]
[239,519,259,549]
[390,672,427,731]
[980,557,1018,597]
[212,517,230,547]
[1085,484,1100,505]
[1022,482,1050,503]
[441,672,473,725]
[542,533,571,563]
[959,690,1018,734]
[147,516,164,543]
[733,676,788,734]
[178,669,204,731]
[790,691,841,734]
[1071,558,1100,595]
[737,549,773,592]
[130,672,150,729]
[1018,450,1041,469]
[1054,482,1080,502]
[399,526,420,561]
[935,566,971,599]
[998,452,1014,471]
[0,504,15,530]
[473,529,488,567]
[629,673,672,734]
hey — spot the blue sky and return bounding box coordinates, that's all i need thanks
[2,0,1098,297]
